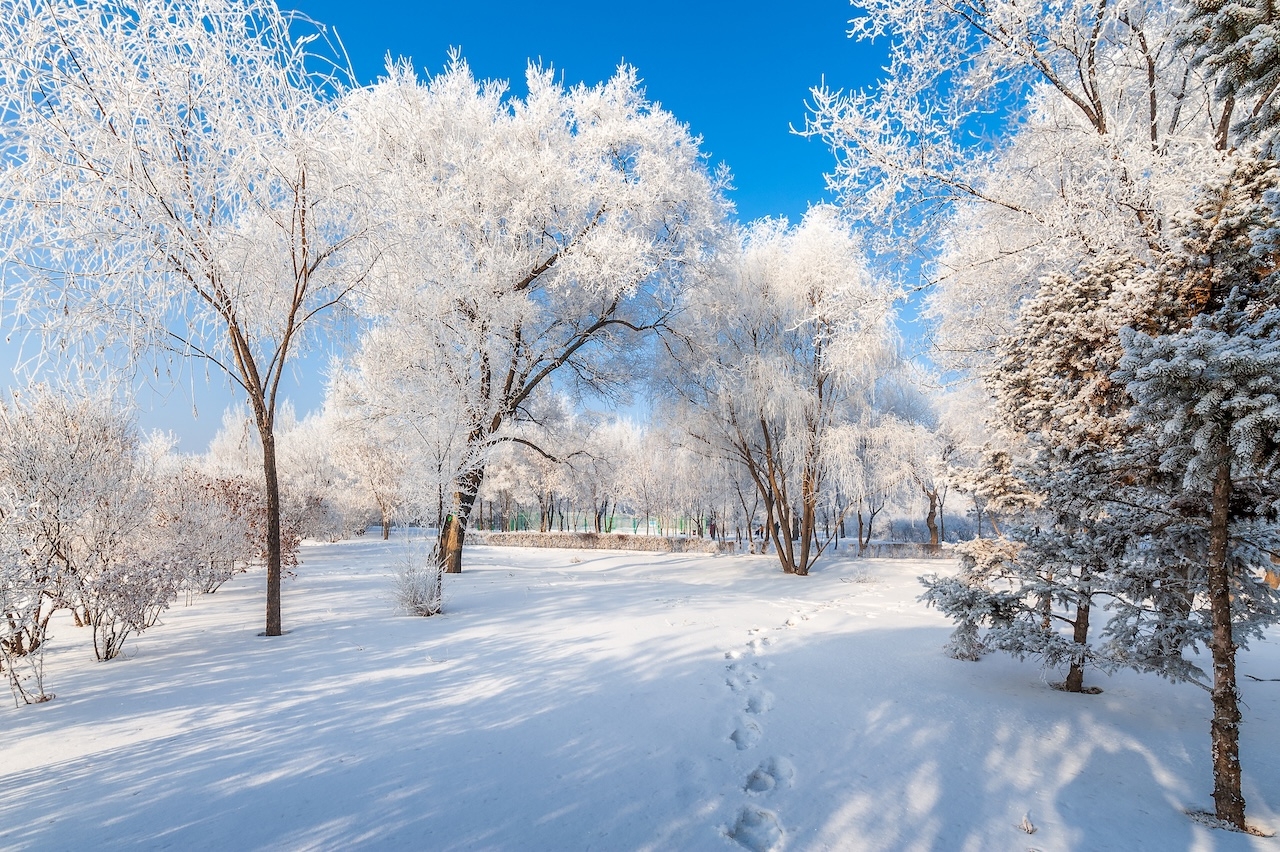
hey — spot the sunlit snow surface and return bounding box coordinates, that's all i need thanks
[3,536,1278,851]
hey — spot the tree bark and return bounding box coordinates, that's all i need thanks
[1207,457,1246,828]
[260,425,283,637]
[439,466,484,574]
[1063,573,1092,693]
[924,488,940,549]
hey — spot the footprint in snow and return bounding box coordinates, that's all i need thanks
[726,664,761,694]
[729,717,762,750]
[744,689,774,715]
[744,756,795,795]
[727,806,784,852]
[748,636,773,655]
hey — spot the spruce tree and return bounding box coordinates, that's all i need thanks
[1118,157,1280,830]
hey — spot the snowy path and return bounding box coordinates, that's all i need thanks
[2,537,1278,850]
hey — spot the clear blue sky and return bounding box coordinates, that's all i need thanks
[131,0,889,449]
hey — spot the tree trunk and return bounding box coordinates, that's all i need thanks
[260,425,283,637]
[381,506,390,540]
[1207,457,1246,828]
[1063,574,1092,693]
[924,489,939,549]
[439,466,484,574]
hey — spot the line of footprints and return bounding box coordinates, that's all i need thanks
[722,623,801,852]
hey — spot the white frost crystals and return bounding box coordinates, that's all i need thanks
[334,55,729,572]
[0,0,370,638]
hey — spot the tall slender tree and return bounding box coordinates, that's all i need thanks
[0,0,368,635]
[1118,157,1280,830]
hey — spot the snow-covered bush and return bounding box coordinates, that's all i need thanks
[394,537,443,617]
[0,501,54,705]
[152,468,258,601]
[0,388,181,671]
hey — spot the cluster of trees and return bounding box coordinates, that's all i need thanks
[3,0,1279,832]
[0,0,964,628]
[0,388,262,704]
[804,0,1280,830]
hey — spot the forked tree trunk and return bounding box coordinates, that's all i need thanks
[1207,457,1246,828]
[924,489,940,549]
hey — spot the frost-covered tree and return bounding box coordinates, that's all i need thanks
[821,415,913,552]
[1179,0,1280,149]
[0,0,368,637]
[922,255,1157,692]
[667,206,895,574]
[341,57,727,572]
[1117,157,1280,830]
[807,0,1230,372]
[329,408,407,540]
[903,423,955,549]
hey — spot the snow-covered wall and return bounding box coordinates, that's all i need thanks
[471,531,734,554]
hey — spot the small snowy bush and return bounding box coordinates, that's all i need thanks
[395,537,443,617]
[0,512,54,705]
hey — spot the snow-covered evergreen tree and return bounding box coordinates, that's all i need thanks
[1179,0,1280,149]
[1117,156,1280,830]
[924,256,1157,691]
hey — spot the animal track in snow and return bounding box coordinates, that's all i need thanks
[744,757,795,795]
[727,806,784,852]
[729,717,762,751]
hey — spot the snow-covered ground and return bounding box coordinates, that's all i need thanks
[3,537,1279,851]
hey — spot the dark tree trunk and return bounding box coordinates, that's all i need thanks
[381,507,390,540]
[260,425,283,637]
[1063,573,1092,693]
[924,489,939,549]
[1207,457,1246,828]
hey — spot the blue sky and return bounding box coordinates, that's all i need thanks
[131,0,890,449]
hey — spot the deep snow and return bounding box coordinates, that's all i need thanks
[2,537,1279,851]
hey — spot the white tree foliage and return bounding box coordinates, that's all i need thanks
[338,56,728,571]
[668,206,896,574]
[806,1,1230,370]
[0,0,368,636]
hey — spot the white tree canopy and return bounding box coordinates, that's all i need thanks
[0,0,373,635]
[335,55,729,570]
